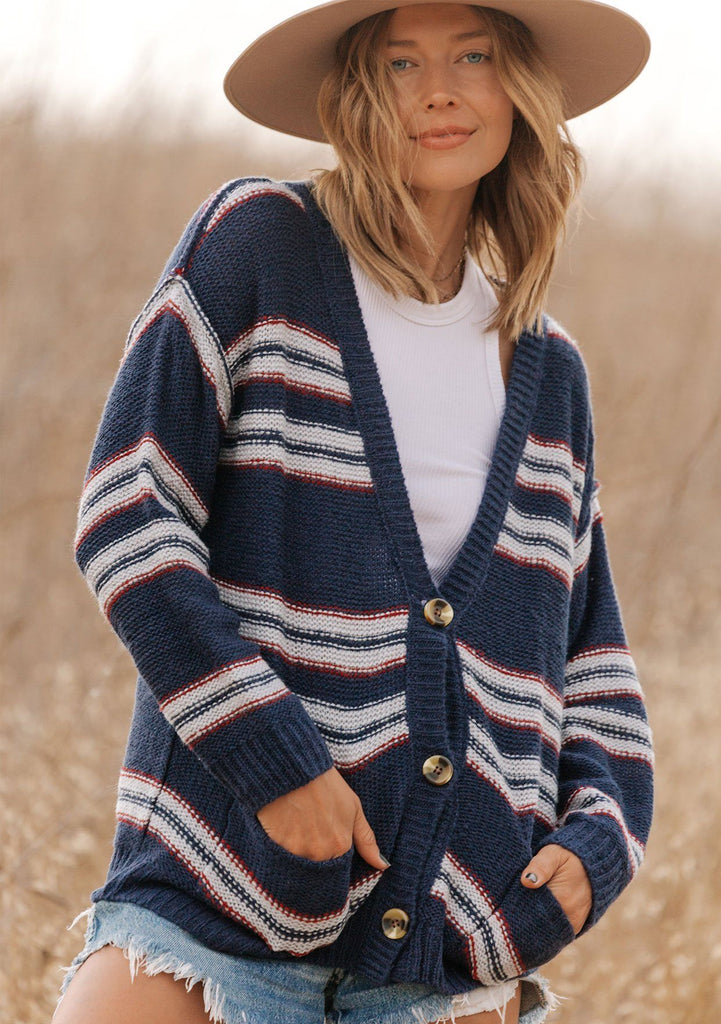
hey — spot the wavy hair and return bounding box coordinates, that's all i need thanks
[311,5,584,340]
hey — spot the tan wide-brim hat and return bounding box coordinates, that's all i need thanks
[224,0,650,142]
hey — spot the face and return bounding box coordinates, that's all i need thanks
[382,4,514,197]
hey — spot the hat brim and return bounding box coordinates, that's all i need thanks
[224,0,650,142]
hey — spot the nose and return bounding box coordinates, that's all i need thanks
[418,63,458,110]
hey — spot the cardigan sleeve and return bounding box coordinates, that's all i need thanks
[538,408,654,932]
[73,183,334,814]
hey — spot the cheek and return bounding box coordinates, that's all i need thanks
[391,86,417,135]
[487,94,515,144]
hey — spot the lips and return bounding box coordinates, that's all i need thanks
[412,125,475,139]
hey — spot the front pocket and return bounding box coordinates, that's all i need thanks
[221,804,384,956]
[465,878,575,985]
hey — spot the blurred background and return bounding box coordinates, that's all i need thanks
[1,1,720,1021]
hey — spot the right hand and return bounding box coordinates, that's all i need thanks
[255,766,391,871]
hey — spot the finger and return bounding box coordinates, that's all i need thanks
[352,805,391,871]
[520,844,564,887]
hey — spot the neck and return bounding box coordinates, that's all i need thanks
[400,183,477,283]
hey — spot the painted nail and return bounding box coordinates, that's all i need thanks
[525,872,538,883]
[380,855,391,868]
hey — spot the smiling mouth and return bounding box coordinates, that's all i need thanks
[410,129,477,150]
[411,129,475,139]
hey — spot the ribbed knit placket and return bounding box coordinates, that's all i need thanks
[297,179,549,983]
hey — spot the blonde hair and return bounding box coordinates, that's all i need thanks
[311,5,584,340]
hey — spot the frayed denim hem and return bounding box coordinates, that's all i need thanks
[56,906,234,1024]
[56,902,564,1024]
[417,971,561,1024]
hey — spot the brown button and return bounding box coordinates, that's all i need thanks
[422,754,454,786]
[423,598,454,627]
[381,907,410,939]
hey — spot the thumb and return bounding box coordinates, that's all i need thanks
[520,844,564,888]
[352,805,391,872]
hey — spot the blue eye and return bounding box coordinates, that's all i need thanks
[464,51,490,64]
[390,58,412,71]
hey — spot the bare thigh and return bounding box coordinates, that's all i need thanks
[427,983,522,1024]
[52,945,212,1024]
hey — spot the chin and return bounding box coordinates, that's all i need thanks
[407,173,483,196]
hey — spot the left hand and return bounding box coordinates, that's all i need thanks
[520,844,592,935]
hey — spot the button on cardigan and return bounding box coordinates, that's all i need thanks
[73,176,654,995]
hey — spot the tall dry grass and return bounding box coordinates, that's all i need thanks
[1,101,720,1022]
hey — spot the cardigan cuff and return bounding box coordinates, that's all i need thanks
[538,814,631,933]
[205,711,335,815]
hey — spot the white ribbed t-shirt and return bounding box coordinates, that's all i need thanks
[349,253,506,587]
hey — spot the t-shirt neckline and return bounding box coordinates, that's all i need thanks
[348,252,493,326]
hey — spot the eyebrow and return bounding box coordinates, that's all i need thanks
[386,30,491,47]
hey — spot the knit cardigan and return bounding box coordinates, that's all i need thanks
[74,176,654,995]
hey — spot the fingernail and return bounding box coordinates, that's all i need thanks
[380,855,391,868]
[525,872,538,883]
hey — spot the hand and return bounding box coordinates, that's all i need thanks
[256,766,391,871]
[520,844,592,935]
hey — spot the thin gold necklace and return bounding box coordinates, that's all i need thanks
[431,249,466,284]
[435,251,467,301]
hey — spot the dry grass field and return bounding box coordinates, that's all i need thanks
[1,103,720,1023]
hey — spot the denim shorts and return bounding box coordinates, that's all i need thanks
[57,901,559,1024]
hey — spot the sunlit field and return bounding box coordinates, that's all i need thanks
[2,103,720,1023]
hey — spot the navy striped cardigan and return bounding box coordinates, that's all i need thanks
[74,177,654,995]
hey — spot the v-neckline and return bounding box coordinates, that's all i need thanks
[297,181,546,616]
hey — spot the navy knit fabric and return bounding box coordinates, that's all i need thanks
[74,177,654,995]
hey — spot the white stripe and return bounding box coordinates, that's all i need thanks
[495,504,573,587]
[160,658,289,748]
[572,514,593,577]
[116,771,382,954]
[76,435,208,546]
[562,706,654,764]
[215,581,408,677]
[430,851,495,929]
[466,719,558,828]
[220,408,372,490]
[517,435,585,523]
[227,319,350,403]
[573,486,602,577]
[205,180,304,236]
[457,641,562,753]
[85,519,209,615]
[298,692,408,770]
[559,786,645,876]
[565,646,640,700]
[124,276,232,425]
[430,853,522,983]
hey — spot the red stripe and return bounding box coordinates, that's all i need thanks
[118,769,350,925]
[337,732,410,773]
[561,734,654,767]
[464,761,556,829]
[564,688,643,705]
[467,700,560,755]
[105,561,207,616]
[239,371,352,406]
[161,654,270,703]
[515,476,577,520]
[457,638,562,708]
[228,315,341,360]
[224,457,374,492]
[75,489,156,550]
[213,579,409,624]
[494,544,572,590]
[186,187,305,272]
[183,689,291,746]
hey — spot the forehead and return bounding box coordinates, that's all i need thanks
[385,4,488,37]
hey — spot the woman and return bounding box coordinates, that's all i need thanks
[53,2,654,1023]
